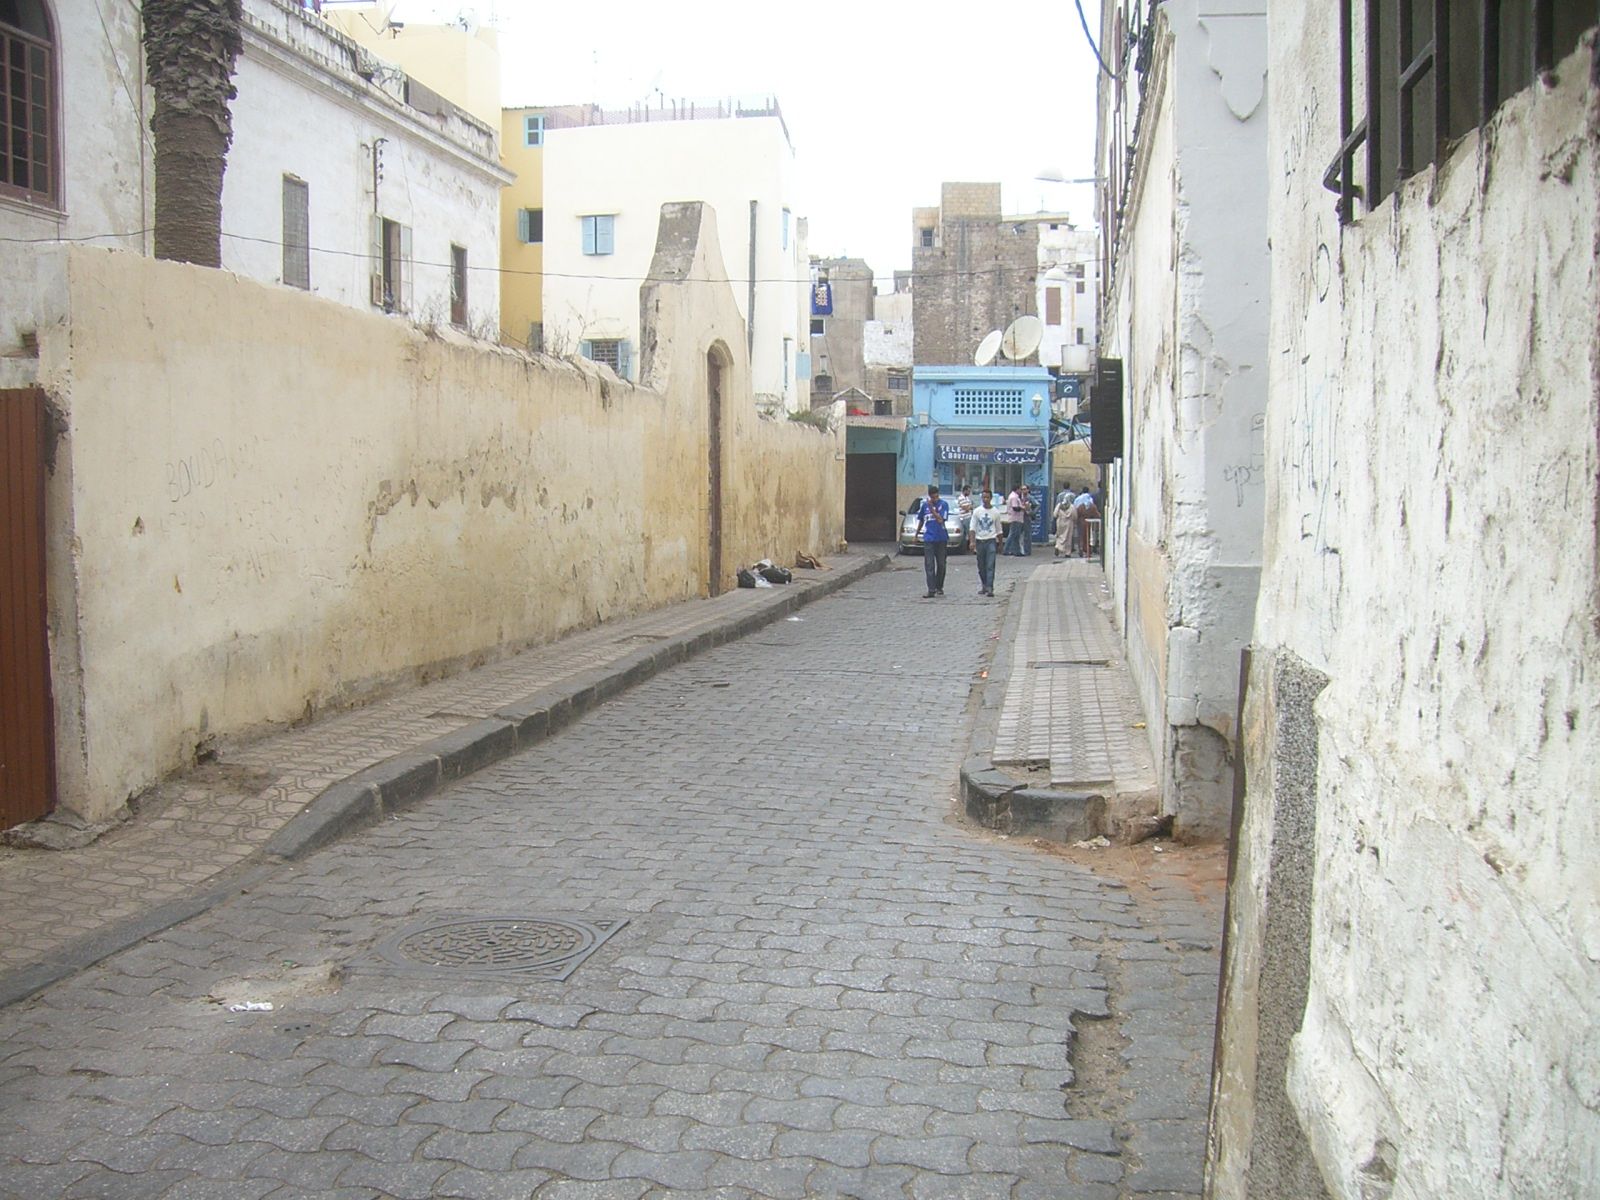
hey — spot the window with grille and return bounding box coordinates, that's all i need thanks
[1,0,56,205]
[524,114,544,147]
[581,338,632,380]
[919,228,935,248]
[887,371,909,392]
[518,208,543,244]
[1325,1,1592,223]
[810,317,825,336]
[450,245,467,327]
[282,176,310,290]
[953,388,1025,417]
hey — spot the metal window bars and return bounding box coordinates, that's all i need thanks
[1323,0,1586,223]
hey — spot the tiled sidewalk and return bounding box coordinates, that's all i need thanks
[992,559,1158,793]
[0,554,885,998]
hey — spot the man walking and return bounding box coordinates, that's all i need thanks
[1004,485,1025,556]
[969,486,1000,596]
[916,484,950,598]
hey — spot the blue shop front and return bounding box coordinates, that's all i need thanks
[900,366,1053,540]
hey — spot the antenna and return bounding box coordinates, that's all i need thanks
[1000,315,1044,362]
[974,330,1003,367]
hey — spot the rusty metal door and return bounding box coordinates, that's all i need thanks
[1,388,56,829]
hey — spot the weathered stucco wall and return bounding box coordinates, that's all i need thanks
[35,202,840,822]
[1209,23,1599,1200]
[1102,2,1268,840]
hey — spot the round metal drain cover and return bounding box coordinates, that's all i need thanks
[370,915,626,982]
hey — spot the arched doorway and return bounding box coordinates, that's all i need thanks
[706,345,728,594]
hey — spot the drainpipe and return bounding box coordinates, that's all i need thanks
[747,200,758,361]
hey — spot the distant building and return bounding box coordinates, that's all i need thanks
[911,184,1039,367]
[528,99,808,406]
[862,291,912,417]
[500,105,547,351]
[1036,217,1098,380]
[808,257,875,405]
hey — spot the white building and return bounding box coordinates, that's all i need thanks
[535,101,809,409]
[1093,0,1269,840]
[1035,217,1097,379]
[0,0,509,361]
[225,0,511,329]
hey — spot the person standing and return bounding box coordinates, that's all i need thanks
[1072,488,1101,557]
[1019,484,1036,555]
[916,484,950,597]
[1004,485,1025,556]
[1053,489,1076,557]
[969,486,1001,596]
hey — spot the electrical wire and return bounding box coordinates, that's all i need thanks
[1075,0,1118,79]
[3,226,1100,285]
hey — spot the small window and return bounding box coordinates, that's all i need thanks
[282,176,310,290]
[919,228,934,248]
[887,371,909,392]
[0,0,58,205]
[581,338,632,380]
[450,244,467,327]
[814,373,833,394]
[1045,287,1062,326]
[371,215,413,312]
[518,208,543,244]
[810,317,825,336]
[782,207,791,250]
[581,214,615,256]
[523,114,544,147]
[1075,327,1087,345]
[783,337,791,385]
[1075,280,1086,294]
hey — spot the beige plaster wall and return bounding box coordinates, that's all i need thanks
[1209,24,1599,1200]
[36,201,840,822]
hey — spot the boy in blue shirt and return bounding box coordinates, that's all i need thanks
[916,485,950,598]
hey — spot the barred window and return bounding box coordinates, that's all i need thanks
[1325,1,1593,223]
[1,0,56,206]
[282,176,310,290]
[953,387,1025,417]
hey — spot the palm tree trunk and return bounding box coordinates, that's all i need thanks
[143,0,243,267]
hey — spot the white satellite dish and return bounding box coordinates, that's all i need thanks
[974,330,1003,367]
[1001,315,1044,362]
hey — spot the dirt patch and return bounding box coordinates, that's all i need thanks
[1029,836,1228,907]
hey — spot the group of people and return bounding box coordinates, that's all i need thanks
[911,480,1101,600]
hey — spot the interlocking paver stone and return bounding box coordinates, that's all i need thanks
[0,562,1222,1199]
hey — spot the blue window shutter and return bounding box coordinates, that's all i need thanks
[597,216,614,255]
[579,339,593,360]
[618,341,632,381]
[582,218,595,256]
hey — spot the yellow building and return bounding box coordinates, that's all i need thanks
[320,4,501,130]
[500,107,545,351]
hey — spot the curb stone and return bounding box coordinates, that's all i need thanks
[0,554,888,1009]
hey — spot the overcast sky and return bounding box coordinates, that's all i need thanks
[389,0,1105,288]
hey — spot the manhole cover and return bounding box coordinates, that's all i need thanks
[366,916,627,983]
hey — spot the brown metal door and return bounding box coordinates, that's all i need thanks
[845,453,898,543]
[1,388,56,829]
[707,350,725,595]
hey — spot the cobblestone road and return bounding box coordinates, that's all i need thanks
[0,560,1220,1199]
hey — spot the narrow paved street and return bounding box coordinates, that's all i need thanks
[0,561,1220,1199]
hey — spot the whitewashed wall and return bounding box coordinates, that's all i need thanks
[1099,1,1268,839]
[1209,20,1600,1200]
[542,115,808,407]
[0,0,148,361]
[223,0,509,329]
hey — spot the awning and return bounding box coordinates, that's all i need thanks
[934,429,1047,465]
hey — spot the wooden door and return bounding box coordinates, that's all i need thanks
[1,388,55,829]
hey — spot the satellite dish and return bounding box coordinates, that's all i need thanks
[1001,315,1044,362]
[974,330,1003,367]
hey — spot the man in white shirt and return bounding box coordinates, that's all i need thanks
[968,487,1002,596]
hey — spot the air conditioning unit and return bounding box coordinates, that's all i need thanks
[915,412,930,426]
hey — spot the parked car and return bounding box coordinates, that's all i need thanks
[898,503,967,555]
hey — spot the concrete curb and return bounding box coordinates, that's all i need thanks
[0,555,888,1010]
[960,566,1108,844]
[264,553,889,861]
